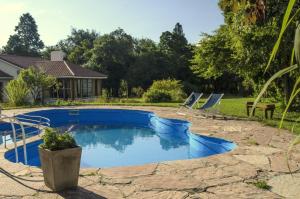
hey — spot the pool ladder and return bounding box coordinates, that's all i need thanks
[0,114,50,165]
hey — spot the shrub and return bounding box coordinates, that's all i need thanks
[19,67,57,103]
[119,79,128,98]
[40,128,77,151]
[143,89,172,102]
[131,87,144,98]
[5,79,29,106]
[143,79,186,103]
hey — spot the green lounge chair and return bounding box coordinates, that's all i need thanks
[177,92,203,115]
[197,93,224,118]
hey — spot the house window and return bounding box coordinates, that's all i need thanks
[77,79,81,98]
[82,79,88,97]
[87,79,92,96]
[82,79,93,97]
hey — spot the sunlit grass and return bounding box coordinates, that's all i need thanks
[1,96,300,134]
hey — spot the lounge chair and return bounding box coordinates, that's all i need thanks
[197,93,224,118]
[177,92,203,115]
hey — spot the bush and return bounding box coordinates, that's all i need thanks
[143,89,172,102]
[40,128,77,151]
[19,67,57,103]
[143,79,186,103]
[5,79,29,106]
[118,79,128,98]
[131,87,144,98]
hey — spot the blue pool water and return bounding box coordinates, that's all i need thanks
[3,109,236,168]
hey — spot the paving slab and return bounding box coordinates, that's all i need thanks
[268,173,300,198]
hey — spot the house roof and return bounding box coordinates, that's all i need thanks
[0,54,107,79]
[0,54,43,68]
[0,70,13,79]
[34,61,107,79]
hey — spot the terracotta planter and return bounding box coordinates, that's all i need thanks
[39,146,82,192]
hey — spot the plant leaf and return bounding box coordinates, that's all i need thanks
[280,87,300,128]
[294,22,300,66]
[290,47,295,66]
[265,4,299,72]
[252,64,298,116]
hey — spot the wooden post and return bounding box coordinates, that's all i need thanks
[97,80,102,96]
[70,79,74,99]
[92,79,96,97]
[74,79,78,99]
[62,79,66,99]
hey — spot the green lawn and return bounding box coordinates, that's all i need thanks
[216,97,300,135]
[1,96,300,134]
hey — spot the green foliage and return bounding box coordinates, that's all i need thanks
[131,87,144,98]
[3,13,44,56]
[191,26,235,79]
[86,28,135,97]
[159,23,194,82]
[19,67,57,103]
[252,181,271,190]
[119,80,128,98]
[192,0,299,97]
[40,128,77,151]
[143,79,186,103]
[143,89,172,103]
[5,79,29,106]
[127,39,170,89]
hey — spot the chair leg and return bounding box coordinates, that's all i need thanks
[177,106,185,115]
[270,110,274,119]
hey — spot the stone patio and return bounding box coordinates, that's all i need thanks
[0,106,300,198]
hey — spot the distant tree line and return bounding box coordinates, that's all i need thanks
[3,1,299,101]
[43,24,199,97]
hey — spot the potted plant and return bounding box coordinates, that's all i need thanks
[39,128,82,191]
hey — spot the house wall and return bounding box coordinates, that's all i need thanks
[0,60,20,102]
[0,60,20,78]
[0,80,10,102]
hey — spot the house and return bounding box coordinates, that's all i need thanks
[0,51,107,102]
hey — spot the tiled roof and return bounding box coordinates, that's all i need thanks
[66,62,107,78]
[0,54,107,79]
[0,54,43,68]
[34,61,73,77]
[0,70,13,78]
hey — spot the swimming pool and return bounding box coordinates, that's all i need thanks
[4,109,236,168]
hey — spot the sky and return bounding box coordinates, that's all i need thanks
[0,0,224,47]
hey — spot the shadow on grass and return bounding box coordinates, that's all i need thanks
[0,167,106,198]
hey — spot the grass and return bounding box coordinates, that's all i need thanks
[251,180,271,190]
[1,96,300,134]
[215,97,300,135]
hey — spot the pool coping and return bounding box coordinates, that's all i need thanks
[0,105,300,198]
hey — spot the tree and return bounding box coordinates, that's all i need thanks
[3,13,44,56]
[127,39,171,90]
[192,0,300,97]
[158,23,195,91]
[42,28,98,64]
[19,67,57,103]
[59,28,98,65]
[86,28,135,97]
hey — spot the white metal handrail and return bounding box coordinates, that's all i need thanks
[0,114,50,165]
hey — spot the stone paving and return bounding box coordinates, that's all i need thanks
[0,106,300,198]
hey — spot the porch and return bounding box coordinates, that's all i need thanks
[49,78,102,100]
